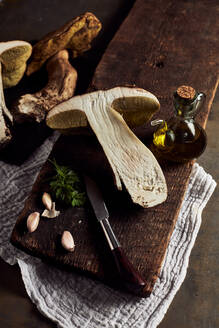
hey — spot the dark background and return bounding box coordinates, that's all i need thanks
[0,0,218,327]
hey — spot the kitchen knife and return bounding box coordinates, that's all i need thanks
[84,175,146,295]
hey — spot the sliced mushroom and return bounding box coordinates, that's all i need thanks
[46,87,167,208]
[0,40,32,148]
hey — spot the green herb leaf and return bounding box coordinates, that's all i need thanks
[49,159,86,207]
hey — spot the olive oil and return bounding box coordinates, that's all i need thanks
[151,86,207,163]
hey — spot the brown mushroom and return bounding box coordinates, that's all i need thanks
[12,50,77,123]
[27,12,101,76]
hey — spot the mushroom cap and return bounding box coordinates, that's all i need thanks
[46,86,160,133]
[0,40,32,88]
[26,12,101,76]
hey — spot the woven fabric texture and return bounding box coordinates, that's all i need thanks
[0,135,216,328]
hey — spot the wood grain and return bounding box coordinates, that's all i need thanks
[11,0,219,296]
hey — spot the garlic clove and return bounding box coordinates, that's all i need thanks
[61,231,75,252]
[42,192,52,210]
[27,212,40,232]
[42,202,60,218]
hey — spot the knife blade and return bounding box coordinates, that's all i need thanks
[84,175,146,295]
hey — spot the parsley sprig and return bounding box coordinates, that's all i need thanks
[49,160,86,207]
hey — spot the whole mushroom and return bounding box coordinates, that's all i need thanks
[12,12,101,123]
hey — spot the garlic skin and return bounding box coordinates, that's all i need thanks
[42,192,52,210]
[42,202,60,218]
[27,212,40,232]
[61,231,75,252]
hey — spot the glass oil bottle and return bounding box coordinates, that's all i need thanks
[151,85,207,163]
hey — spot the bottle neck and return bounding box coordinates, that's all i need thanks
[173,91,198,118]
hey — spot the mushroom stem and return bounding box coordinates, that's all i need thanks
[12,50,78,123]
[0,62,12,148]
[84,99,167,207]
[0,63,13,122]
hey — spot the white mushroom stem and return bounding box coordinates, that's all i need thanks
[0,62,12,148]
[47,87,168,208]
[84,97,167,207]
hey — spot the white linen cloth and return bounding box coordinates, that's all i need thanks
[0,134,216,328]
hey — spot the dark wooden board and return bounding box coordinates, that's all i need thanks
[11,0,219,296]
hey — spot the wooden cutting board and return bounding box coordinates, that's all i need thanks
[11,0,219,296]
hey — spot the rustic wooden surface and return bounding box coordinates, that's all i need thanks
[11,0,219,297]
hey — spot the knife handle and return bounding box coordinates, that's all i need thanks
[112,247,146,294]
[100,219,146,294]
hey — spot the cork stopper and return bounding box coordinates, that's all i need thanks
[176,85,196,100]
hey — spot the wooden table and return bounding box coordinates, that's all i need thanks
[0,0,218,327]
